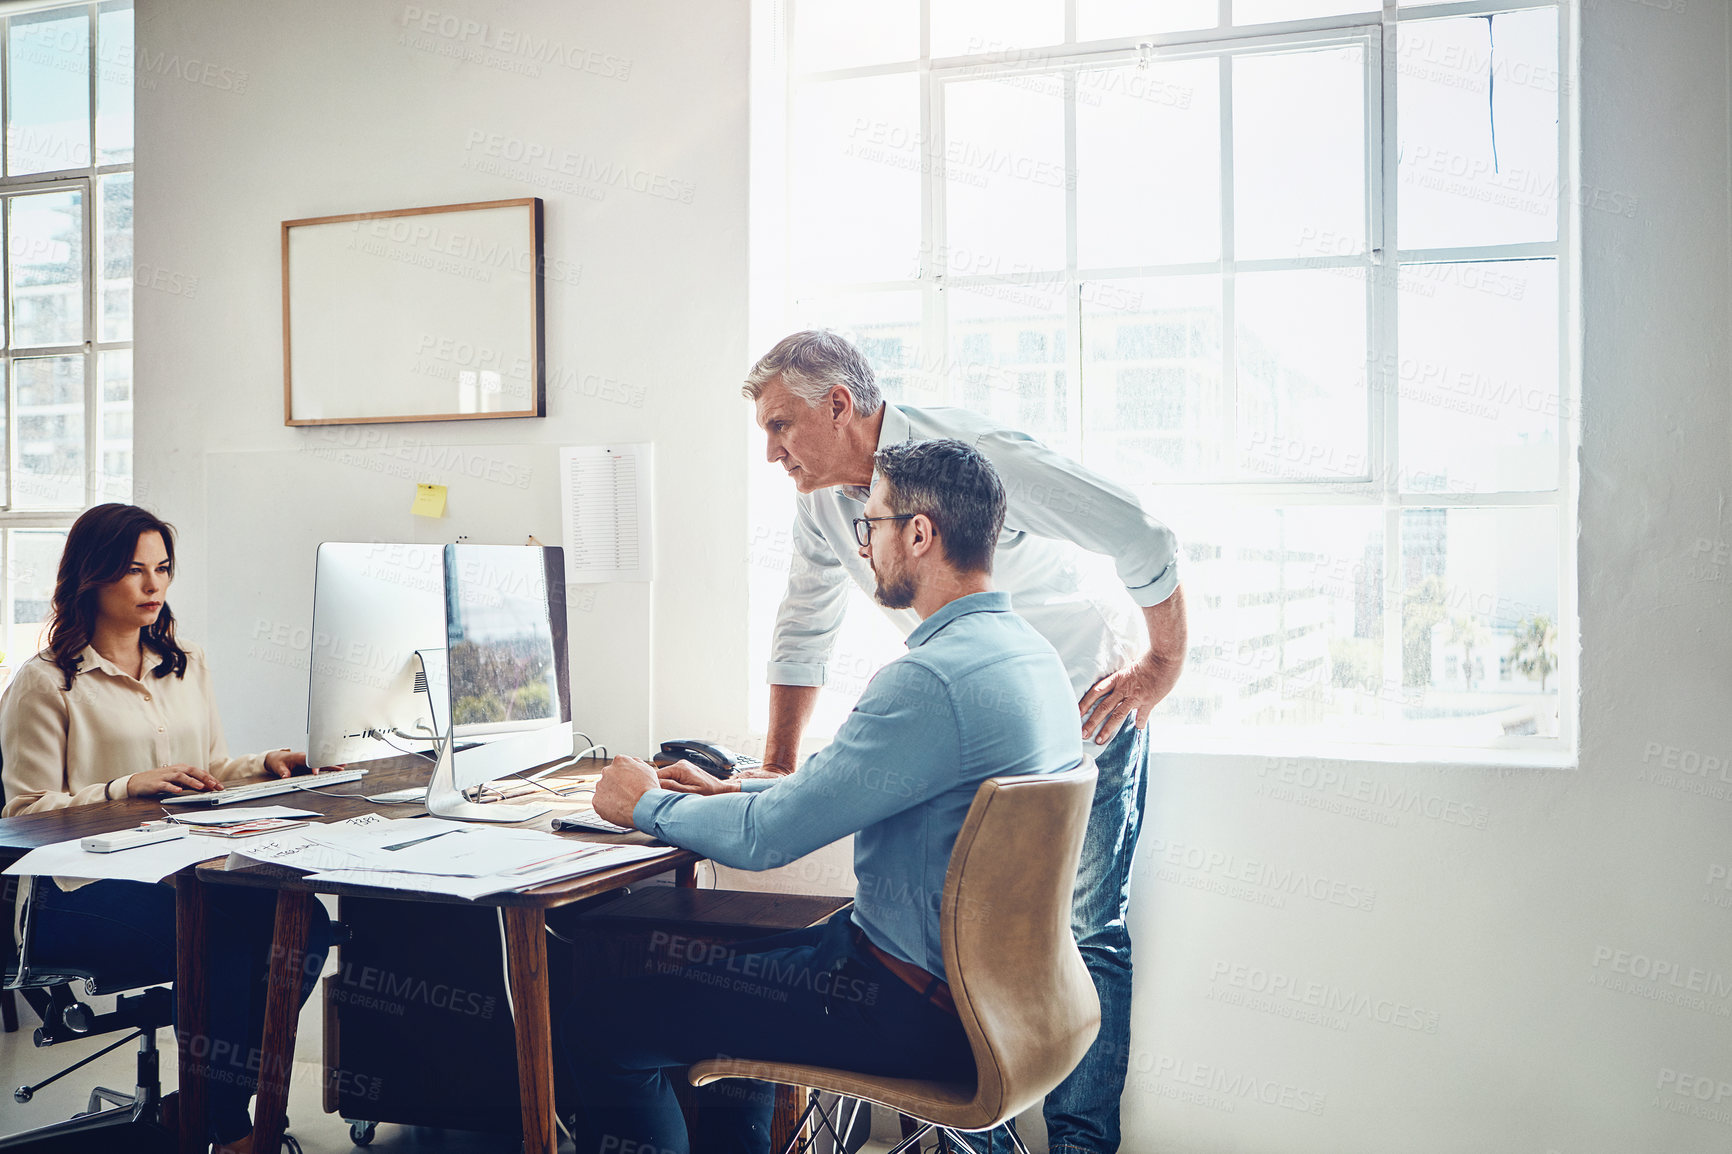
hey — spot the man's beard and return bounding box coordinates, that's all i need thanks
[871,555,916,610]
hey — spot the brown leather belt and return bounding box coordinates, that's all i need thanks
[856,931,957,1017]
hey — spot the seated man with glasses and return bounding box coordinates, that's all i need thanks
[567,438,1085,1154]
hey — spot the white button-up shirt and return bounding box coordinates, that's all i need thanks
[769,403,1181,699]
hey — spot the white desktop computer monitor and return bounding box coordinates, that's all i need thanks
[306,542,449,767]
[423,542,570,823]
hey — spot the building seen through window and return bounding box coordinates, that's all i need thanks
[756,1,1570,754]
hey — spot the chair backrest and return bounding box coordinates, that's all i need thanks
[5,875,101,993]
[942,763,1100,1129]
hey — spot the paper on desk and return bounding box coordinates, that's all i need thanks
[229,816,584,878]
[3,831,274,884]
[305,843,667,899]
[227,813,412,873]
[167,805,318,825]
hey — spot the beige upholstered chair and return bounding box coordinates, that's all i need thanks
[690,764,1101,1154]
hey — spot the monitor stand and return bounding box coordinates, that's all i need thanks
[423,720,551,824]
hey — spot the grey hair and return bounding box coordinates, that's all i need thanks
[873,439,1006,574]
[742,330,884,416]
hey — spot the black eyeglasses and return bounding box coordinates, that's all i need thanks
[852,514,915,549]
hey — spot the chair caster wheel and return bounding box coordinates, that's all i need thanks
[347,1119,377,1145]
[281,1135,303,1154]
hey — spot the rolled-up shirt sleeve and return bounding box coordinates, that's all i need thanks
[980,427,1180,606]
[766,496,854,686]
[634,661,957,869]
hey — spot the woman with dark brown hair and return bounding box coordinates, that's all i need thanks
[0,503,330,1153]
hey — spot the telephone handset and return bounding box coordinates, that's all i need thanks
[652,739,763,780]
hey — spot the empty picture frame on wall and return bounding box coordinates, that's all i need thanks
[282,197,545,425]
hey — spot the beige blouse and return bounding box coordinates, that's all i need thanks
[0,643,271,818]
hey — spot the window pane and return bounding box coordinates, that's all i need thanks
[13,355,84,508]
[7,8,91,175]
[100,349,131,502]
[791,291,930,404]
[944,76,1067,274]
[1233,46,1365,261]
[791,75,922,285]
[1078,0,1217,40]
[101,173,132,342]
[1235,270,1367,481]
[96,2,134,165]
[931,0,1062,57]
[1081,276,1224,484]
[794,0,917,72]
[947,286,1067,448]
[1397,259,1557,493]
[9,189,86,348]
[1398,10,1559,249]
[1077,59,1220,269]
[1235,0,1376,23]
[1153,506,1385,730]
[9,528,67,657]
[1400,507,1559,739]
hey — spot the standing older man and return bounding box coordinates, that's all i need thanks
[574,439,1084,1154]
[743,330,1186,1154]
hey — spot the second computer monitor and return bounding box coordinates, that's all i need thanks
[442,542,571,791]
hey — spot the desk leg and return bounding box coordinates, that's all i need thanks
[252,890,313,1154]
[675,862,697,888]
[504,907,557,1154]
[175,872,211,1154]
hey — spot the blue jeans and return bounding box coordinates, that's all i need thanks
[30,878,332,1143]
[968,719,1148,1154]
[559,909,974,1154]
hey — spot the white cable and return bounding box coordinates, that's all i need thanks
[498,908,574,1144]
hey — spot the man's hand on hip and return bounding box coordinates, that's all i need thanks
[1079,585,1187,744]
[1079,654,1172,744]
[593,755,662,826]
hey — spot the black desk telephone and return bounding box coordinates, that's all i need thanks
[651,739,763,780]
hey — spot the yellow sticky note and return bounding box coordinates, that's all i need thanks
[411,483,447,518]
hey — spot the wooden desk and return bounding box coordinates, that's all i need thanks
[0,753,698,1154]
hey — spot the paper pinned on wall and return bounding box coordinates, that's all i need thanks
[559,444,653,583]
[411,482,447,518]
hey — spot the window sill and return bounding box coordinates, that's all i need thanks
[1146,732,1577,771]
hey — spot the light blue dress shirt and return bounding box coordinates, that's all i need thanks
[633,591,1083,978]
[768,403,1181,700]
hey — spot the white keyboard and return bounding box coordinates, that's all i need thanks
[161,767,370,806]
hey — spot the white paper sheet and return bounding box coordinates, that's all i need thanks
[305,843,668,899]
[3,832,272,885]
[560,443,653,582]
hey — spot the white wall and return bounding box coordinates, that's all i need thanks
[136,0,750,759]
[136,2,1732,1152]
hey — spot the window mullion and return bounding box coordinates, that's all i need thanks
[1218,51,1236,477]
[81,175,95,506]
[1,14,9,180]
[1554,0,1578,752]
[1063,68,1082,461]
[1375,4,1403,709]
[85,2,95,176]
[924,61,947,404]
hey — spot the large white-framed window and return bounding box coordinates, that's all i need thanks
[0,0,132,670]
[750,0,1575,759]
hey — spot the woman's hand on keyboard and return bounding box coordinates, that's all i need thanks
[126,764,221,797]
[264,750,309,778]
